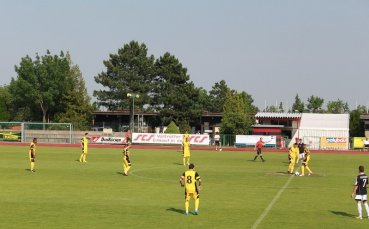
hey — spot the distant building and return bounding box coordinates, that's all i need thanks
[92,110,222,134]
[253,112,349,149]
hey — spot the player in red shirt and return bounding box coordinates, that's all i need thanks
[253,137,266,162]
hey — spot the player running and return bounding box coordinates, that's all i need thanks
[29,138,37,172]
[180,163,202,215]
[351,165,369,219]
[122,140,132,176]
[253,137,267,162]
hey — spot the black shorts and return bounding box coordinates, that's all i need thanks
[256,148,262,155]
[215,140,220,146]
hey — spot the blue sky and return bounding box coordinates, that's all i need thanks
[1,0,369,109]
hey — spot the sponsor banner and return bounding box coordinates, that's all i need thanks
[91,136,126,144]
[320,137,347,149]
[0,131,21,142]
[353,137,369,149]
[235,135,276,146]
[132,133,210,145]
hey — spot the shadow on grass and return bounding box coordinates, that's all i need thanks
[173,162,184,166]
[116,172,124,175]
[329,210,355,218]
[166,207,186,215]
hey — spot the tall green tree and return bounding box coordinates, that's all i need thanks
[326,99,349,114]
[207,80,230,112]
[349,105,366,137]
[307,95,324,113]
[0,85,12,121]
[152,52,204,129]
[9,51,72,122]
[54,53,94,130]
[221,90,252,135]
[94,41,155,110]
[278,102,284,112]
[291,94,305,112]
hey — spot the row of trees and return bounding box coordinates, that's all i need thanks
[265,94,351,114]
[0,51,93,130]
[0,40,366,135]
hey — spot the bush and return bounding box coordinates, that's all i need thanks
[164,121,180,134]
[178,121,191,134]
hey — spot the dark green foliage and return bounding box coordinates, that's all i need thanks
[307,95,324,113]
[0,86,12,121]
[207,80,229,113]
[54,54,93,130]
[326,99,349,114]
[152,52,204,127]
[291,94,305,112]
[178,121,191,134]
[93,41,155,110]
[9,51,72,122]
[164,121,180,134]
[349,105,366,137]
[221,90,252,135]
[7,51,93,125]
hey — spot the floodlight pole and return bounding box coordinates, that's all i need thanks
[127,93,139,132]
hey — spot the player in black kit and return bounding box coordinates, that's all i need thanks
[351,165,369,219]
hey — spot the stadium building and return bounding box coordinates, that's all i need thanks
[253,112,350,149]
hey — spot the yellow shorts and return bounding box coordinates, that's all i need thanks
[185,191,199,200]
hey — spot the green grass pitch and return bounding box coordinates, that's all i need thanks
[1,145,369,229]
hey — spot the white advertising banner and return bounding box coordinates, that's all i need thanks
[132,133,210,145]
[91,136,126,144]
[236,135,276,146]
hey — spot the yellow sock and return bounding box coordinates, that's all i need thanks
[79,153,84,162]
[183,157,186,165]
[306,166,312,173]
[195,198,199,210]
[31,162,34,171]
[301,166,305,175]
[185,200,189,212]
[83,154,87,162]
[186,157,190,165]
[126,166,131,173]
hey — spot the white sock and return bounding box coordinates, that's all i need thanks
[364,202,369,217]
[357,202,362,218]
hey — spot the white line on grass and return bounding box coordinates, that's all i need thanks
[251,174,295,229]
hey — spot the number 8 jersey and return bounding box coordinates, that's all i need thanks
[355,173,368,195]
[183,170,201,193]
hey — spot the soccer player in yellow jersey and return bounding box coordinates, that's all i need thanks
[300,145,313,176]
[79,133,90,162]
[288,143,298,174]
[29,138,37,172]
[122,140,132,176]
[182,137,191,166]
[180,163,202,215]
[181,131,190,151]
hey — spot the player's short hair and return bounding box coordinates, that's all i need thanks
[189,163,195,169]
[33,138,37,142]
[359,165,365,172]
[85,132,88,135]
